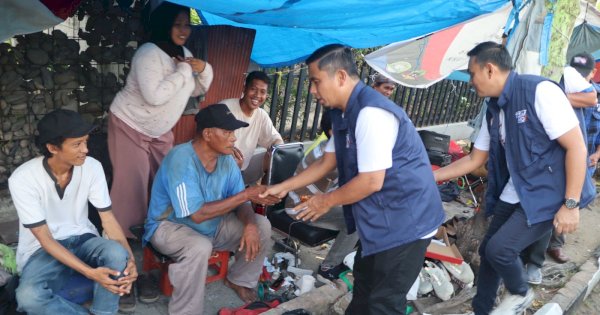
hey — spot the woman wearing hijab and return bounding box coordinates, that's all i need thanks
[107,2,213,239]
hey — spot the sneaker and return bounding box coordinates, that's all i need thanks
[417,268,433,295]
[316,263,350,283]
[118,290,136,314]
[490,288,534,315]
[441,261,475,285]
[424,261,454,301]
[137,274,160,303]
[526,264,542,285]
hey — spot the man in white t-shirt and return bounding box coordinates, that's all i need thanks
[10,110,137,315]
[219,71,284,171]
[435,42,590,315]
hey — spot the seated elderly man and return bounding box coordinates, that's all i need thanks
[142,103,279,314]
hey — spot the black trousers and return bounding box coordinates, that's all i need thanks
[346,238,431,315]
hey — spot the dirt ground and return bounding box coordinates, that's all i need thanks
[527,201,600,314]
[574,282,600,314]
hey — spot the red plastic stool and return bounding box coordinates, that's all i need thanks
[142,247,230,297]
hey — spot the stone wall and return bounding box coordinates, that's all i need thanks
[0,0,146,184]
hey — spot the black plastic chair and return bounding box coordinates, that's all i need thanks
[264,143,339,261]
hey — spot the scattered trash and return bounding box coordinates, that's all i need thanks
[275,252,299,267]
[287,266,313,277]
[294,275,316,295]
[343,251,356,270]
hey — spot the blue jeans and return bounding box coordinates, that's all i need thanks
[16,234,129,315]
[472,201,553,315]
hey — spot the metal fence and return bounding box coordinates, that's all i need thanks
[263,64,483,142]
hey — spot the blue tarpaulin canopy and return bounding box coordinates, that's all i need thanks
[170,0,509,67]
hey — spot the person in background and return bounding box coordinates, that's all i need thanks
[371,73,396,98]
[11,109,137,315]
[107,2,213,309]
[284,109,359,283]
[219,71,283,172]
[434,42,593,314]
[524,53,598,279]
[585,80,600,177]
[143,104,279,314]
[263,44,444,314]
[548,53,597,264]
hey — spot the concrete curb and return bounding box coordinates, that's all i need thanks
[535,256,600,315]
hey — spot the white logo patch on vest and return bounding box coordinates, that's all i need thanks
[346,132,352,148]
[515,110,527,124]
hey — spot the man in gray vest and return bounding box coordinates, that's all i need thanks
[263,44,445,314]
[435,42,592,315]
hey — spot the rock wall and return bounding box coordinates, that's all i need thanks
[0,0,146,184]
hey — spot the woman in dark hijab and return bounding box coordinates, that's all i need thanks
[106,1,213,244]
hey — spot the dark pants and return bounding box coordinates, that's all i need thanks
[522,228,565,268]
[548,230,565,249]
[346,238,430,315]
[521,229,551,268]
[472,201,553,315]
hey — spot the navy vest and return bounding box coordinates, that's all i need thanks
[485,72,595,225]
[331,81,445,256]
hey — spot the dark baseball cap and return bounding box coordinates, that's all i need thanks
[37,109,96,144]
[570,52,596,76]
[195,103,249,132]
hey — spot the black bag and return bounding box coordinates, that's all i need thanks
[0,276,25,315]
[418,130,450,153]
[427,150,452,167]
[438,182,459,202]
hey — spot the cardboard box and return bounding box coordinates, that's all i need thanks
[425,226,464,264]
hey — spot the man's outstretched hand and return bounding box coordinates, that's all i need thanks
[295,193,332,222]
[258,183,289,200]
[245,185,281,205]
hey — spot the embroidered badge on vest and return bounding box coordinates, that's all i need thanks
[515,110,527,123]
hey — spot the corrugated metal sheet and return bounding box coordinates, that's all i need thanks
[172,25,256,144]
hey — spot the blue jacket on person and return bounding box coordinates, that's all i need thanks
[485,72,595,225]
[330,81,445,257]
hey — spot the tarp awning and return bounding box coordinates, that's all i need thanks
[171,0,510,67]
[364,3,511,88]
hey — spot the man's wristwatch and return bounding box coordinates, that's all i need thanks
[564,198,580,209]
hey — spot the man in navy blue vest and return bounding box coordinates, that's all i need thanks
[262,44,445,314]
[435,42,593,315]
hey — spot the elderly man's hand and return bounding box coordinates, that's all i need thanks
[245,185,281,205]
[239,223,260,262]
